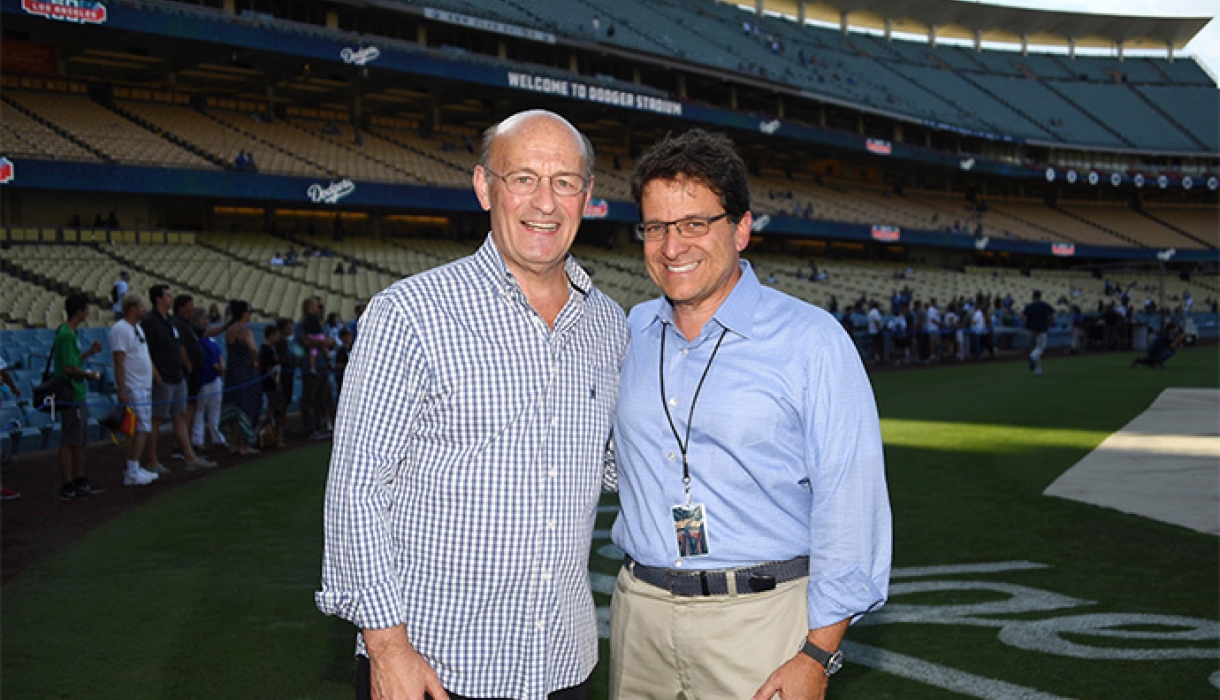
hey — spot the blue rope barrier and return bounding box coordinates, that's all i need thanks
[9,369,279,416]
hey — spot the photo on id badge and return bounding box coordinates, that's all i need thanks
[672,503,710,558]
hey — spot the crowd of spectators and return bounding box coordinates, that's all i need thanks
[810,276,1208,367]
[1,288,366,502]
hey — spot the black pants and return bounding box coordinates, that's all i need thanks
[300,373,328,433]
[356,655,590,700]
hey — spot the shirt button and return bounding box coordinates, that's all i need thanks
[547,519,556,530]
[674,559,683,567]
[548,469,557,478]
[667,453,676,461]
[536,620,545,631]
[668,397,678,406]
[541,570,552,581]
[682,348,690,355]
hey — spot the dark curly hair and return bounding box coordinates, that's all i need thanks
[630,129,750,223]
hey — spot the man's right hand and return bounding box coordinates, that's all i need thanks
[364,626,449,700]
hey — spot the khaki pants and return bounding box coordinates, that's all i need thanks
[609,565,808,700]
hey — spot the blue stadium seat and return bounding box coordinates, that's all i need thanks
[23,410,61,451]
[86,395,115,442]
[3,407,45,455]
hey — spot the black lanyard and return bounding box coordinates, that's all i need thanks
[659,323,729,505]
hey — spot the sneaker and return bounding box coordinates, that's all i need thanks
[171,448,186,461]
[75,477,105,495]
[185,457,217,471]
[149,463,171,475]
[1028,356,1036,372]
[0,487,21,501]
[123,468,158,486]
[59,483,91,501]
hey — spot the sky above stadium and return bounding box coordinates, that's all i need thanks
[983,0,1220,77]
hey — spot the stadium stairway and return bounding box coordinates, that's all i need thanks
[1135,211,1217,251]
[365,127,469,185]
[1042,82,1136,149]
[1129,88,1210,153]
[191,239,317,319]
[109,101,231,171]
[958,73,1060,143]
[1,92,112,164]
[95,245,225,316]
[1050,205,1143,248]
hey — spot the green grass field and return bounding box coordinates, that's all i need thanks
[4,348,1217,699]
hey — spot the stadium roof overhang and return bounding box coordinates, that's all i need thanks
[746,0,1211,55]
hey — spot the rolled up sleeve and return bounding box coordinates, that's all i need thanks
[804,328,892,629]
[315,292,426,631]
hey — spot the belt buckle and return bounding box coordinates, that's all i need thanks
[747,573,777,593]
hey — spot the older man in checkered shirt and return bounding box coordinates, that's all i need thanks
[316,110,628,700]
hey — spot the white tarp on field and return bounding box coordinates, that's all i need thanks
[1045,388,1220,536]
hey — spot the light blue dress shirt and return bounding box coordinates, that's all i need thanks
[317,236,628,700]
[611,261,891,629]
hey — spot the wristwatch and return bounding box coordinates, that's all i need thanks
[799,639,844,677]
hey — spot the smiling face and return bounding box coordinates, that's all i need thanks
[473,112,591,282]
[641,175,750,338]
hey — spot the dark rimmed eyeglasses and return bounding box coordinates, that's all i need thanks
[483,167,588,198]
[635,212,730,241]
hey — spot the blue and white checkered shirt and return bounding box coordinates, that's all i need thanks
[316,235,628,700]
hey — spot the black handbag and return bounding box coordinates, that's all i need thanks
[32,352,74,409]
[100,404,127,432]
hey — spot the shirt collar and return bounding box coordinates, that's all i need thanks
[646,259,760,341]
[472,232,592,303]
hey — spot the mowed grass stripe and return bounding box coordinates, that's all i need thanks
[2,348,1216,699]
[2,443,355,700]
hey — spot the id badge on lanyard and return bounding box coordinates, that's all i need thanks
[672,502,710,558]
[660,325,728,560]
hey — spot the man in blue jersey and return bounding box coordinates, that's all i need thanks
[608,129,891,700]
[1021,290,1056,377]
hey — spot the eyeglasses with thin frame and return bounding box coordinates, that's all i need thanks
[635,212,730,241]
[483,167,588,198]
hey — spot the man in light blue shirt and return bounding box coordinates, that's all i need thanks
[609,129,891,700]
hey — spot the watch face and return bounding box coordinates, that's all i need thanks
[825,649,844,676]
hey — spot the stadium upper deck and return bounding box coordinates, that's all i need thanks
[0,0,1216,264]
[410,0,1217,153]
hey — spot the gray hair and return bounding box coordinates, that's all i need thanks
[120,292,146,315]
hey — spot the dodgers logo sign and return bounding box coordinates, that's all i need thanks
[340,46,380,66]
[307,179,355,204]
[0,158,14,184]
[22,0,107,23]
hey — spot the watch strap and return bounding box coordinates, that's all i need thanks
[799,640,843,677]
